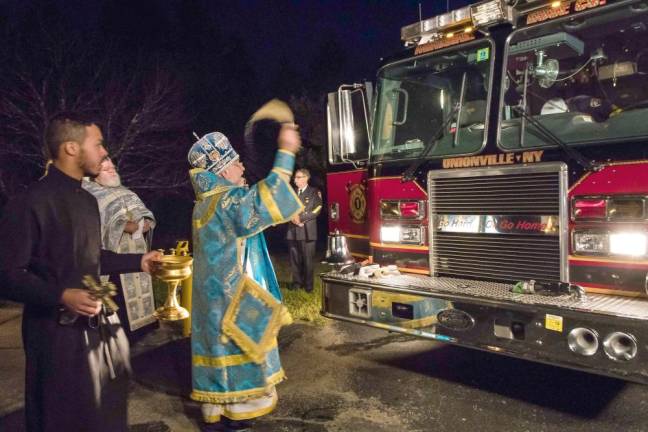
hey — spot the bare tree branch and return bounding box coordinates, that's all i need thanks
[0,7,192,197]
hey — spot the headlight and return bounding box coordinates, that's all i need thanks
[609,232,647,257]
[401,226,423,244]
[573,232,608,254]
[573,231,648,257]
[380,226,401,243]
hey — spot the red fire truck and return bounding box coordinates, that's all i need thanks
[321,0,648,383]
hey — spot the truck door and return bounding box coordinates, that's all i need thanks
[327,84,372,260]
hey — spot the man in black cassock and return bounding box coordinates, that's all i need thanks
[0,113,161,432]
[286,168,322,292]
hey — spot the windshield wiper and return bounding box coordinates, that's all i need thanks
[402,71,468,182]
[402,103,460,182]
[511,105,602,171]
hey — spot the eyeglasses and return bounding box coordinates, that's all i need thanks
[295,175,307,179]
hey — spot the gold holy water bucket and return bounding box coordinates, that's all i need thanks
[152,252,193,321]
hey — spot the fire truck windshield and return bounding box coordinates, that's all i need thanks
[371,40,492,163]
[500,2,648,150]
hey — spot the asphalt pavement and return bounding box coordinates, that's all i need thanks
[2,301,648,432]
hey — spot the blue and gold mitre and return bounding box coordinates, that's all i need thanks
[188,132,239,175]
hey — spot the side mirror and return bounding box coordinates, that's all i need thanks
[327,83,373,166]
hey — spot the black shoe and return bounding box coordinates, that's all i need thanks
[223,417,255,431]
[129,422,171,432]
[199,421,227,432]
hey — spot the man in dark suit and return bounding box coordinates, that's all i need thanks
[286,168,322,292]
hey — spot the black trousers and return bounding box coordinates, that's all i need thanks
[288,240,316,291]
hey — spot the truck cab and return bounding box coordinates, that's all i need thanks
[322,0,648,383]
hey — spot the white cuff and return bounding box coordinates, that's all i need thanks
[132,219,144,239]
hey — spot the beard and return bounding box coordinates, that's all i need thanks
[79,148,101,177]
[97,173,122,187]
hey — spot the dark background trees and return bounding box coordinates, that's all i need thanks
[0,0,468,248]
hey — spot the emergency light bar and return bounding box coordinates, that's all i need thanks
[401,0,609,48]
[401,0,513,47]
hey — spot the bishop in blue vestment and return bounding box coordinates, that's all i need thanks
[187,126,303,427]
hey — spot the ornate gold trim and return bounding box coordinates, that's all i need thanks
[283,176,304,218]
[258,180,283,223]
[193,194,221,230]
[190,369,285,404]
[221,276,290,364]
[271,166,292,176]
[203,414,221,424]
[223,393,278,420]
[193,342,278,368]
[197,186,232,201]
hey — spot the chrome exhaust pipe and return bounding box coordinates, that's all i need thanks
[603,332,638,362]
[567,327,599,356]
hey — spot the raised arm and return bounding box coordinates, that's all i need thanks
[229,124,305,237]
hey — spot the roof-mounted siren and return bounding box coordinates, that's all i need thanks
[400,0,514,48]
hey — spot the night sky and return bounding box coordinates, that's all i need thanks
[0,0,474,162]
[212,0,473,85]
[0,0,473,92]
[0,0,472,243]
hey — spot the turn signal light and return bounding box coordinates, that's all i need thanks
[380,200,425,219]
[572,195,647,221]
[572,198,606,220]
[400,201,422,218]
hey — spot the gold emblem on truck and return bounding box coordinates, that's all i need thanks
[349,183,367,224]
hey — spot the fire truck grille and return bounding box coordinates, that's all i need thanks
[428,165,566,283]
